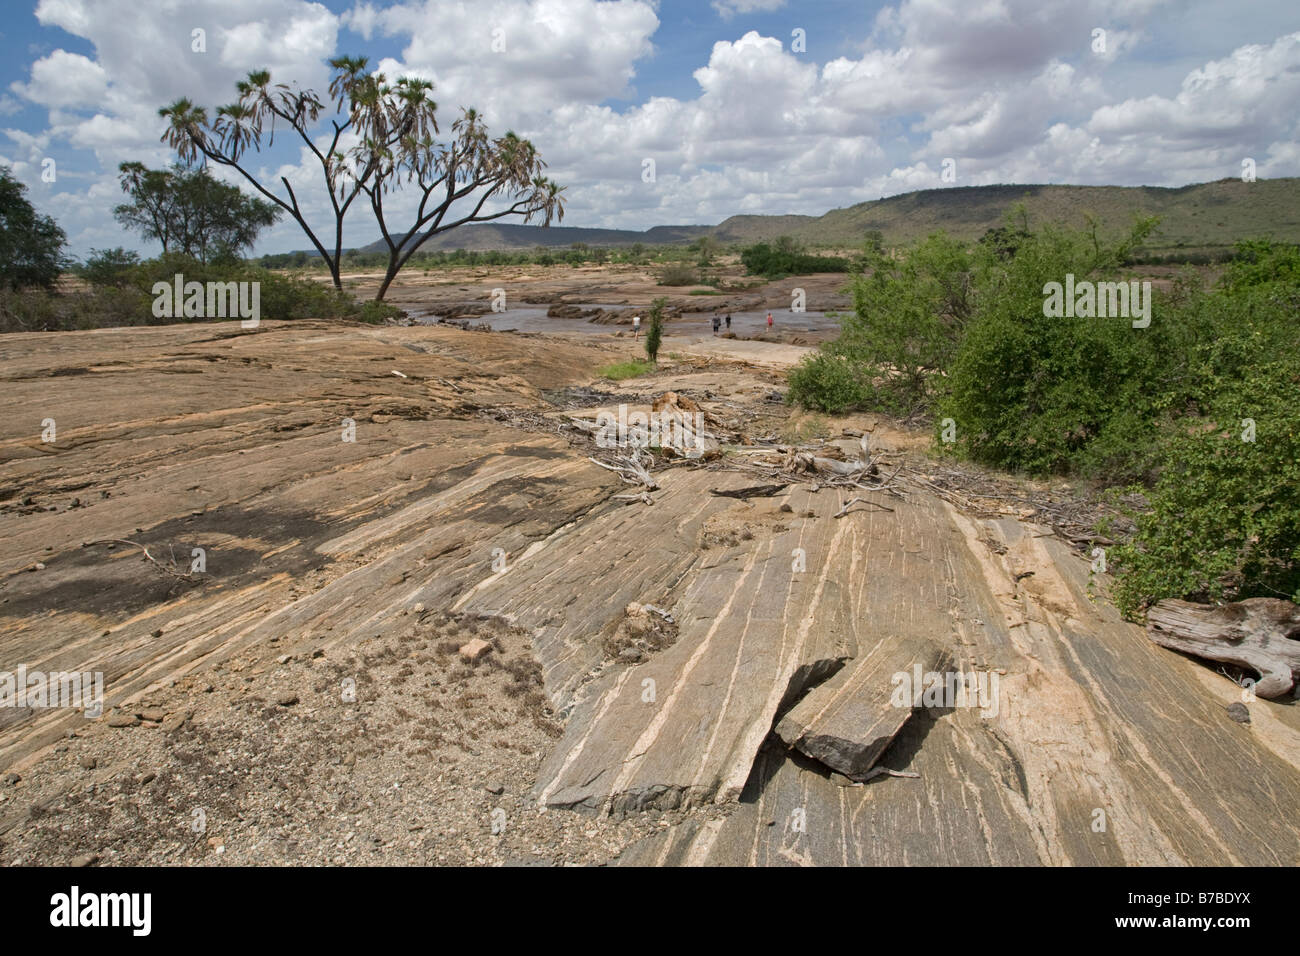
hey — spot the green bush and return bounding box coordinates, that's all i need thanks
[644,296,666,363]
[2,252,398,333]
[1110,360,1300,617]
[786,352,877,413]
[740,236,849,278]
[0,284,151,333]
[658,263,699,286]
[939,217,1174,477]
[357,299,405,324]
[834,233,977,416]
[82,247,142,287]
[0,286,60,332]
[787,224,1300,617]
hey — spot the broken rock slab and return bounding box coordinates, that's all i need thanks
[775,637,946,779]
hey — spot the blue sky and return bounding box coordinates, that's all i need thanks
[2,0,1298,257]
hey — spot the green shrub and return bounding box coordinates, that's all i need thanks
[658,263,699,286]
[0,286,60,332]
[83,247,142,287]
[939,217,1169,477]
[357,299,405,324]
[787,352,877,413]
[0,284,151,333]
[833,233,978,416]
[740,236,849,278]
[1110,360,1300,617]
[644,296,666,363]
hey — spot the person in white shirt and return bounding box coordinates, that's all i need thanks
[632,314,641,339]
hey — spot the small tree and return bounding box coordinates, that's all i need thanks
[644,296,666,363]
[82,247,141,287]
[115,162,280,263]
[694,235,718,265]
[159,57,564,300]
[0,165,67,290]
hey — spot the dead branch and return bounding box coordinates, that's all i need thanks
[1146,597,1300,698]
[855,767,921,783]
[834,497,896,518]
[86,538,197,583]
[710,483,789,499]
[588,450,657,490]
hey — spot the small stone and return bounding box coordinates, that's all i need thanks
[139,772,156,785]
[618,647,644,663]
[138,708,166,723]
[71,853,99,868]
[277,654,292,665]
[32,562,46,571]
[342,753,356,767]
[276,693,300,707]
[458,638,493,662]
[311,650,324,659]
[151,629,163,638]
[106,713,140,728]
[207,836,224,850]
[79,756,97,770]
[779,503,793,513]
[413,603,426,614]
[202,684,214,693]
[1226,702,1251,724]
[160,710,191,733]
[3,773,20,786]
[484,781,505,795]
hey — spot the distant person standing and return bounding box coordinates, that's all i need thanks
[725,314,731,330]
[766,311,774,329]
[632,314,640,340]
[711,314,721,335]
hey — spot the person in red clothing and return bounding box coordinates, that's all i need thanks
[766,311,773,328]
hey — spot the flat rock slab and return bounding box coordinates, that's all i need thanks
[451,467,749,714]
[775,636,946,779]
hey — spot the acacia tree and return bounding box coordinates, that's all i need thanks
[115,162,281,262]
[158,56,565,300]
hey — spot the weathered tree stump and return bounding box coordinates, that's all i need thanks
[1146,598,1300,698]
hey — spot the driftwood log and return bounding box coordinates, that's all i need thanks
[1146,598,1300,698]
[710,483,788,499]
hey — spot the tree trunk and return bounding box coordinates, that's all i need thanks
[374,259,399,302]
[1146,597,1300,698]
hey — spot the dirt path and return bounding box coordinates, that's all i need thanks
[1,317,1296,866]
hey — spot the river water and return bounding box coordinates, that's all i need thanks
[408,303,847,335]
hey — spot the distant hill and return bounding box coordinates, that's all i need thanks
[768,178,1300,248]
[338,177,1299,254]
[356,221,712,253]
